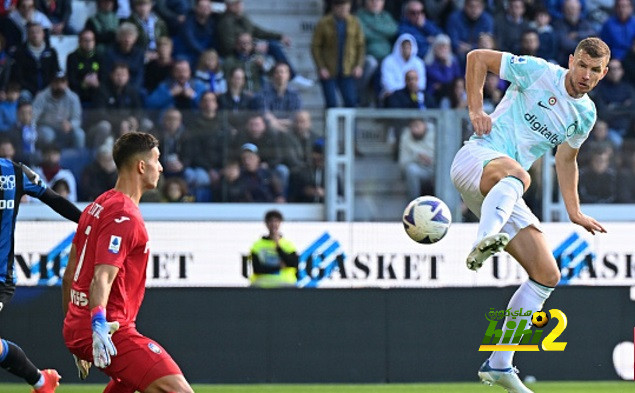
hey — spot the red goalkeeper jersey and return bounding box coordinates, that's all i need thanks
[64,189,150,336]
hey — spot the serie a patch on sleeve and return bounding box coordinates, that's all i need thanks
[108,236,122,254]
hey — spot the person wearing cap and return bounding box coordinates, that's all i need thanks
[249,209,298,287]
[32,72,85,149]
[10,21,60,96]
[235,142,285,202]
[311,0,365,108]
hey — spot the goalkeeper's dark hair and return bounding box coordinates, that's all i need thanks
[113,132,159,170]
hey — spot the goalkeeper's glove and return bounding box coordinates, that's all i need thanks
[72,354,91,380]
[91,306,120,368]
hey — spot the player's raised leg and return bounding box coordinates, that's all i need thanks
[478,226,560,393]
[467,158,531,271]
[0,338,61,393]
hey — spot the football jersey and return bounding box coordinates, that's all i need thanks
[0,159,47,285]
[65,189,149,331]
[469,52,597,170]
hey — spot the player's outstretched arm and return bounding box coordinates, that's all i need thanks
[466,49,503,136]
[555,142,607,234]
[39,188,82,223]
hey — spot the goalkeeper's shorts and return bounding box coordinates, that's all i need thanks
[66,326,182,391]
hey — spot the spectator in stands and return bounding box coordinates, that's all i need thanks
[212,159,241,202]
[397,0,442,61]
[32,72,84,149]
[546,0,587,21]
[231,113,288,190]
[184,91,227,196]
[6,100,38,164]
[33,144,78,201]
[103,22,145,89]
[529,6,557,62]
[311,0,365,108]
[193,49,227,94]
[518,28,541,56]
[66,29,103,108]
[0,82,19,132]
[250,62,302,133]
[438,76,467,109]
[579,142,617,203]
[494,0,529,53]
[7,0,52,44]
[591,58,635,147]
[289,140,327,203]
[84,0,119,55]
[380,33,426,99]
[223,32,271,93]
[586,0,613,32]
[91,62,144,149]
[157,107,188,178]
[144,36,174,93]
[356,0,398,105]
[600,0,635,60]
[285,110,321,169]
[79,144,117,201]
[36,0,72,34]
[235,142,284,202]
[161,176,194,202]
[385,69,425,109]
[399,118,434,200]
[624,38,635,88]
[217,66,252,132]
[124,0,168,61]
[424,33,461,107]
[155,0,190,35]
[588,119,620,150]
[217,0,311,86]
[175,0,216,66]
[146,59,207,110]
[477,31,497,50]
[10,21,59,97]
[446,0,494,67]
[553,0,596,67]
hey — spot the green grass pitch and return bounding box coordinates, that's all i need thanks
[0,382,632,392]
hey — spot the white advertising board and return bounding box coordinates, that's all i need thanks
[12,221,635,288]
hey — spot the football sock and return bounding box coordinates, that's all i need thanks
[474,176,524,246]
[488,279,554,369]
[0,339,41,385]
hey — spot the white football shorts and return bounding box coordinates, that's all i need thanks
[450,140,541,240]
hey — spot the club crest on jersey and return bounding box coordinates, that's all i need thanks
[0,175,16,190]
[566,121,578,137]
[509,55,526,64]
[108,235,122,254]
[148,342,162,354]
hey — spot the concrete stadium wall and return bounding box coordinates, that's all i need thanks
[0,287,631,384]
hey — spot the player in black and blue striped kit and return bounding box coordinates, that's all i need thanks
[0,158,81,392]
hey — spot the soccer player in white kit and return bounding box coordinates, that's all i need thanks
[450,38,610,392]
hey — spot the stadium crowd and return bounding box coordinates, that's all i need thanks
[0,0,634,203]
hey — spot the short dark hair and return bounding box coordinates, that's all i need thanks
[265,209,283,222]
[112,132,158,170]
[575,37,611,61]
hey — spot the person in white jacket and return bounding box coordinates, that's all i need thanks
[380,33,426,98]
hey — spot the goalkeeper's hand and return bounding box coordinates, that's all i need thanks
[72,354,91,380]
[91,306,120,368]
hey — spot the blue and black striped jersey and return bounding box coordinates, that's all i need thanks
[0,158,47,285]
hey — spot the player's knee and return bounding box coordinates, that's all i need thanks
[535,269,560,288]
[508,170,531,192]
[145,375,193,393]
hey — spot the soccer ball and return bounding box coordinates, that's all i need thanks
[531,311,549,328]
[402,196,452,244]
